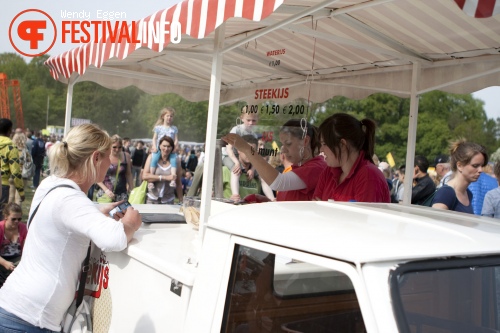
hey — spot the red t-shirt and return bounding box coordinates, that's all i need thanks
[313,151,390,203]
[276,156,327,201]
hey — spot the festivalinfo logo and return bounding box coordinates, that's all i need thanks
[9,8,182,57]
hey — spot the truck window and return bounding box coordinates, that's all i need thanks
[221,244,366,333]
[391,257,500,333]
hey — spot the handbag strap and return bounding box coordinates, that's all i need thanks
[112,155,122,193]
[27,184,75,229]
[76,243,92,308]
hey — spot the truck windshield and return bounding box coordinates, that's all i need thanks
[221,244,366,333]
[391,257,500,333]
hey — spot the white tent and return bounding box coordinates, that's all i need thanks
[45,0,500,221]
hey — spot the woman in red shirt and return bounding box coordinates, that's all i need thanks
[222,119,327,201]
[313,113,390,203]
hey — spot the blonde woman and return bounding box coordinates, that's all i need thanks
[96,135,134,202]
[0,123,142,332]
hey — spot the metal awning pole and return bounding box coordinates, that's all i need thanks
[63,76,80,137]
[199,23,225,238]
[402,62,421,206]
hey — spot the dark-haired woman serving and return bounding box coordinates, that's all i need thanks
[313,113,390,203]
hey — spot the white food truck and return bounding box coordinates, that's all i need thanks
[99,201,500,333]
[43,0,500,332]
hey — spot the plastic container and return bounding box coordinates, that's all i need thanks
[182,197,201,230]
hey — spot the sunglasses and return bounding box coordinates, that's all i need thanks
[10,218,22,222]
[112,146,122,149]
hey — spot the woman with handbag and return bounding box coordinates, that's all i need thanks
[142,136,177,204]
[96,135,134,202]
[0,124,142,333]
[0,203,26,288]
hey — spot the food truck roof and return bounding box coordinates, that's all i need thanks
[208,201,500,265]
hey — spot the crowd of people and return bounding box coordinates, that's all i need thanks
[1,104,500,331]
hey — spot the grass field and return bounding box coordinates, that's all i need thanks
[20,179,35,222]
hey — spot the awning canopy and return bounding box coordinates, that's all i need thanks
[45,0,500,104]
[44,0,500,222]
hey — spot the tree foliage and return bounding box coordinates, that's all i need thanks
[0,53,497,165]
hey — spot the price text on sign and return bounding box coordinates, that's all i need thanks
[242,104,306,116]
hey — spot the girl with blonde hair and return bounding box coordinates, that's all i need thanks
[150,107,179,188]
[96,134,134,202]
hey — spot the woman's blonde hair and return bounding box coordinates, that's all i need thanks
[154,107,176,126]
[12,133,26,150]
[49,124,112,184]
[110,134,122,146]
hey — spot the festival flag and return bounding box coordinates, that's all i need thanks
[386,152,396,168]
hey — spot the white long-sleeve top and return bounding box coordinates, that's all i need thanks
[0,176,128,331]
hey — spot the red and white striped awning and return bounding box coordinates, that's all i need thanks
[45,0,500,103]
[45,0,283,79]
[454,0,500,18]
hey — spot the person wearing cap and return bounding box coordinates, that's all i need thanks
[434,154,452,188]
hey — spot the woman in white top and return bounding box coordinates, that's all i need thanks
[0,124,142,333]
[142,136,176,204]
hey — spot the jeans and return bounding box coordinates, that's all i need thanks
[0,307,59,333]
[33,164,43,188]
[0,186,9,221]
[131,166,142,187]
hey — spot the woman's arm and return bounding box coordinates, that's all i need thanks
[151,131,158,153]
[125,152,134,192]
[225,143,241,174]
[97,182,115,200]
[120,207,142,242]
[222,134,279,185]
[174,132,179,151]
[432,203,449,210]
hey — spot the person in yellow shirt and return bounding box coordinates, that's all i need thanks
[0,119,24,220]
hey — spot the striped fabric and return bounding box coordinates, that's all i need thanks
[454,0,500,18]
[45,0,283,79]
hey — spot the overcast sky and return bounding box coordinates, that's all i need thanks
[2,1,499,120]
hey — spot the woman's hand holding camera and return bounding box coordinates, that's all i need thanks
[121,207,142,241]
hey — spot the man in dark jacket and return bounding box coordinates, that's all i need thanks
[185,150,198,173]
[31,131,46,189]
[411,155,436,205]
